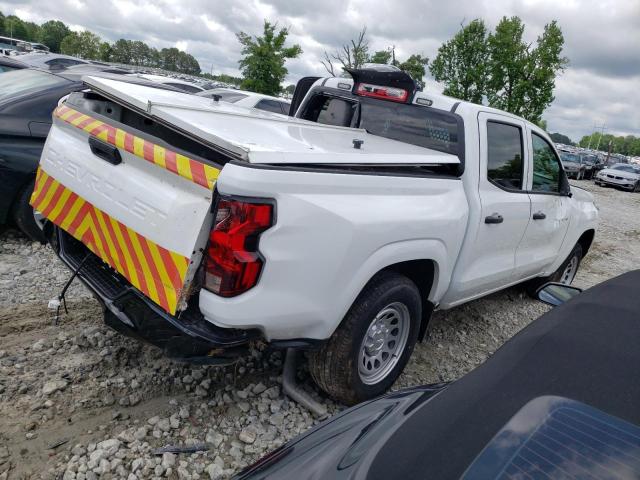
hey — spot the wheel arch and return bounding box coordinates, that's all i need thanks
[577,229,595,257]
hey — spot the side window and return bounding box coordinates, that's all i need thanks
[255,99,285,114]
[531,133,562,193]
[487,121,524,190]
[278,102,290,115]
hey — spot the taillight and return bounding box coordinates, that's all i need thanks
[204,197,274,297]
[355,82,409,103]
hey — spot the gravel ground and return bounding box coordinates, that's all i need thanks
[0,180,638,479]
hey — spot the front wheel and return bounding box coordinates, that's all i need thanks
[526,244,583,297]
[308,272,421,405]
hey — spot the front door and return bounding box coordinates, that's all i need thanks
[515,128,571,278]
[452,113,532,300]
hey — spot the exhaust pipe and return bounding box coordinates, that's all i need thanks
[282,349,328,418]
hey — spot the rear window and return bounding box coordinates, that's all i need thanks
[0,69,70,102]
[359,100,461,157]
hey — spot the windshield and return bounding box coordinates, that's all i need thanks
[611,164,639,173]
[580,155,597,165]
[359,100,462,157]
[0,68,70,102]
[560,152,579,163]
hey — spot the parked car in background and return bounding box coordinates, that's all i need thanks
[594,163,640,191]
[128,73,205,94]
[0,55,28,72]
[0,65,129,241]
[8,52,107,70]
[559,151,586,179]
[578,153,599,179]
[196,87,291,114]
[236,270,640,480]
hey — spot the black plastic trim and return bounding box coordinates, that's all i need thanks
[227,159,462,180]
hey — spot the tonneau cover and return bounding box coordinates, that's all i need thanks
[84,76,460,166]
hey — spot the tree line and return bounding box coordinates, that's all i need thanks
[3,10,571,124]
[0,11,201,75]
[578,133,640,157]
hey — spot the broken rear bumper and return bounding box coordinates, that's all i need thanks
[48,226,261,363]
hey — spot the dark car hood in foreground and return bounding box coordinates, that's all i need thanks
[238,270,640,480]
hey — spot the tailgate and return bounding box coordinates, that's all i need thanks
[31,103,221,314]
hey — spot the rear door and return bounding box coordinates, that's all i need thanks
[515,129,571,278]
[31,100,221,315]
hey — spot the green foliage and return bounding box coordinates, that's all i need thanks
[60,31,102,59]
[486,17,567,123]
[396,54,429,83]
[0,10,200,75]
[429,19,488,103]
[98,42,112,62]
[549,132,575,145]
[578,133,640,156]
[369,49,392,65]
[237,20,302,95]
[38,20,70,52]
[430,16,567,123]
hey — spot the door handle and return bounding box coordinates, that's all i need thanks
[532,211,546,220]
[485,213,504,224]
[89,136,122,165]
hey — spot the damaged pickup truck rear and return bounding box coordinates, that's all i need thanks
[32,68,598,405]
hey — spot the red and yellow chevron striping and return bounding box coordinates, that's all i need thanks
[53,104,220,191]
[30,168,190,315]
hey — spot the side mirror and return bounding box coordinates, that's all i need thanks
[537,282,582,307]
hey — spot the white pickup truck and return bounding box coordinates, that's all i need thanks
[32,67,598,405]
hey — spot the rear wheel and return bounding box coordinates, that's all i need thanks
[308,271,421,405]
[11,179,45,243]
[526,244,583,297]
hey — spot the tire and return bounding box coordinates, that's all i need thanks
[11,179,46,243]
[308,271,421,405]
[634,181,640,193]
[526,243,583,298]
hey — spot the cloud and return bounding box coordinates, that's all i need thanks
[1,0,638,139]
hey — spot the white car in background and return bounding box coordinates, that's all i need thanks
[196,87,291,115]
[128,73,206,94]
[595,163,640,191]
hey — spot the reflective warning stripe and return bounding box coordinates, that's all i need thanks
[53,104,220,190]
[30,169,190,314]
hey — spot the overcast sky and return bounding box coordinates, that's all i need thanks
[3,0,639,141]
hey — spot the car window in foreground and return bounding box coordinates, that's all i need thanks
[255,99,287,114]
[531,133,562,193]
[0,69,70,102]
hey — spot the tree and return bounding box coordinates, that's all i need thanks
[39,20,70,52]
[60,31,102,59]
[98,42,112,62]
[110,39,132,64]
[321,27,369,75]
[4,15,29,40]
[237,20,302,95]
[369,49,392,65]
[549,132,575,146]
[429,19,488,103]
[486,17,568,123]
[397,54,429,83]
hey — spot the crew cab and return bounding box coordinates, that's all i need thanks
[32,67,598,405]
